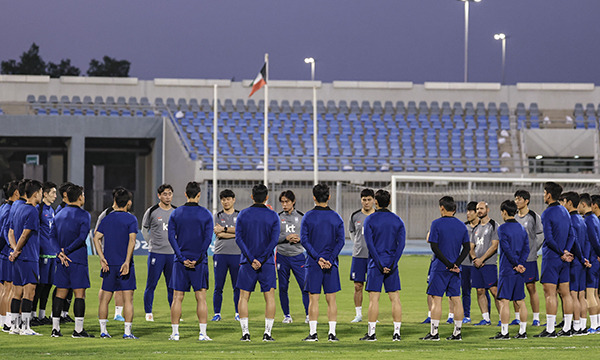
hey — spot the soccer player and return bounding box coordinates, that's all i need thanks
[534,182,574,338]
[513,190,544,326]
[8,179,43,335]
[578,193,600,333]
[349,188,375,323]
[53,181,75,323]
[95,188,127,322]
[277,190,309,324]
[236,184,280,342]
[31,181,57,327]
[491,200,529,340]
[460,201,479,324]
[360,189,405,341]
[471,201,500,326]
[421,196,470,341]
[301,183,345,342]
[93,188,138,339]
[167,181,213,341]
[211,189,241,322]
[51,184,94,338]
[142,184,176,322]
[560,192,591,335]
[0,180,19,332]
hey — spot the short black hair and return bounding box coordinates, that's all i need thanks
[360,188,375,198]
[185,181,201,199]
[114,188,132,208]
[439,196,456,212]
[466,201,478,212]
[112,186,126,198]
[500,200,518,217]
[59,182,74,196]
[591,195,600,208]
[3,180,18,199]
[157,184,173,195]
[219,189,235,199]
[514,189,530,202]
[375,189,390,208]
[544,182,563,201]
[313,183,330,203]
[42,181,57,195]
[579,193,592,207]
[252,184,268,204]
[560,191,580,208]
[18,179,30,197]
[25,179,42,198]
[66,185,83,203]
[279,190,295,203]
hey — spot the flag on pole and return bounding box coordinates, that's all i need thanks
[248,63,267,97]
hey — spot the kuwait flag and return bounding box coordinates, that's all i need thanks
[248,63,267,97]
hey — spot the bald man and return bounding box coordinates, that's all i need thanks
[471,201,501,326]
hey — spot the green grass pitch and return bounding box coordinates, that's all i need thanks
[1,255,597,359]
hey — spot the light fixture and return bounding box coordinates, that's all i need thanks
[494,33,506,40]
[304,57,314,64]
[574,155,580,159]
[535,155,543,160]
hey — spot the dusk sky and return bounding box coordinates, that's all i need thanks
[2,0,599,84]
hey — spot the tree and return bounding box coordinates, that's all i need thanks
[47,59,81,78]
[87,56,130,77]
[1,43,47,75]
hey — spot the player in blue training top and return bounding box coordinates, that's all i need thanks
[578,193,600,333]
[235,184,280,342]
[53,181,75,322]
[8,179,43,335]
[167,181,213,341]
[0,180,19,331]
[421,196,470,341]
[560,192,592,336]
[535,182,575,338]
[31,181,57,327]
[50,184,94,338]
[360,189,405,342]
[490,200,530,340]
[301,183,345,342]
[93,188,138,339]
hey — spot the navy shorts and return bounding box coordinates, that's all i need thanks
[497,272,525,301]
[13,259,39,286]
[304,263,341,294]
[366,266,401,293]
[471,265,498,289]
[0,255,13,282]
[570,263,586,292]
[350,257,368,282]
[54,262,90,289]
[427,270,461,297]
[38,257,56,285]
[236,262,276,293]
[523,260,539,283]
[101,264,137,292]
[170,261,209,292]
[587,260,599,289]
[541,258,569,285]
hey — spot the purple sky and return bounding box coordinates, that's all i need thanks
[2,0,599,84]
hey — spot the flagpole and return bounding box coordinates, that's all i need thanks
[213,83,218,214]
[263,53,269,187]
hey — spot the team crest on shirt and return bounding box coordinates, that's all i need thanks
[157,217,163,222]
[295,217,298,222]
[233,218,237,223]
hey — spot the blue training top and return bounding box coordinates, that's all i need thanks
[428,216,470,272]
[51,205,91,265]
[167,202,213,263]
[584,212,600,260]
[97,210,138,266]
[38,203,59,256]
[541,202,574,261]
[300,206,345,267]
[497,219,529,275]
[10,203,40,261]
[363,209,406,272]
[0,202,11,256]
[235,204,280,265]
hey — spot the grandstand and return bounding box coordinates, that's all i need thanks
[1,75,599,228]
